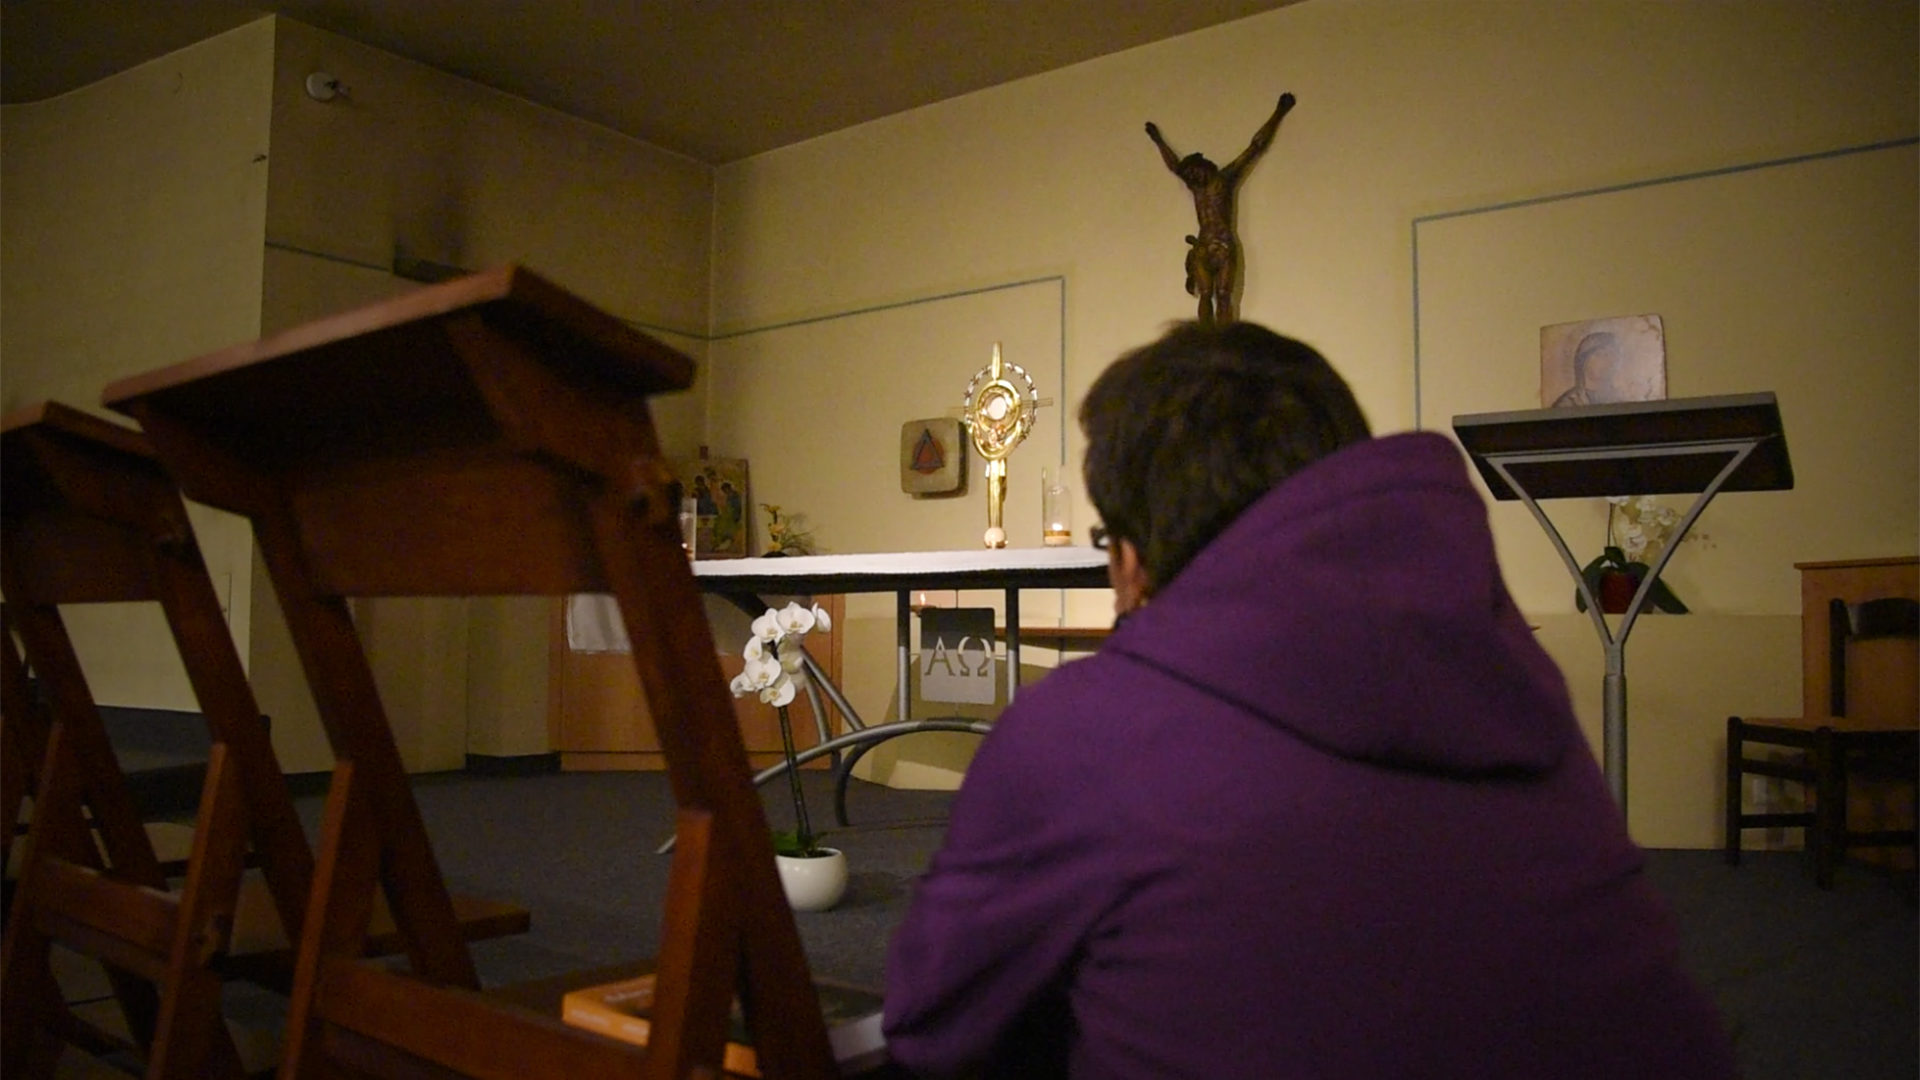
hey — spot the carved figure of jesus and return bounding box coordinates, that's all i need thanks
[1145,92,1296,325]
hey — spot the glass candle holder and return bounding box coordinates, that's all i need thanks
[679,496,698,562]
[1041,467,1072,546]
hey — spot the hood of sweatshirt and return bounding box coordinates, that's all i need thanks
[1105,431,1574,776]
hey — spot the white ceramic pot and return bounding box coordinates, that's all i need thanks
[776,848,848,912]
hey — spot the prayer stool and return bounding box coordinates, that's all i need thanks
[0,404,531,1077]
[0,402,315,1077]
[104,266,841,1079]
[1725,594,1919,888]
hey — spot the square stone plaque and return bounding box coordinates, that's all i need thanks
[901,417,966,495]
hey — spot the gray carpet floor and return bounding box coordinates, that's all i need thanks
[288,768,1918,1080]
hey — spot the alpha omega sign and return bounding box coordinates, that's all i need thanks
[918,607,997,705]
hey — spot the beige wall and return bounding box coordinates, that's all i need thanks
[2,15,715,774]
[708,0,1919,847]
[0,18,275,710]
[1418,142,1918,614]
[247,19,716,773]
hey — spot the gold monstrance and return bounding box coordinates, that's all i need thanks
[961,343,1045,548]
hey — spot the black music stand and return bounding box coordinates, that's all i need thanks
[1453,392,1793,813]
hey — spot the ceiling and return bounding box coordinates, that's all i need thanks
[2,0,1302,164]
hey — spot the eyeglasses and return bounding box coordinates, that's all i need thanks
[1090,524,1109,550]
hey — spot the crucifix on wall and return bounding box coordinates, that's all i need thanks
[1145,92,1296,326]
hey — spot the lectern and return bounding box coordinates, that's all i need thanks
[105,267,838,1079]
[1453,393,1793,813]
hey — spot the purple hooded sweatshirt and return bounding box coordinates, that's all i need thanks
[883,432,1737,1079]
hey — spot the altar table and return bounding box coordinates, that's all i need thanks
[572,546,1111,837]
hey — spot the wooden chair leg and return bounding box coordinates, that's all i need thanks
[149,530,314,935]
[146,744,252,1080]
[279,759,388,1080]
[1724,717,1744,866]
[644,809,739,1080]
[251,513,477,989]
[1813,726,1842,889]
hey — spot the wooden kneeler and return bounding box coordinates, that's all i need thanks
[0,403,317,1077]
[105,266,840,1079]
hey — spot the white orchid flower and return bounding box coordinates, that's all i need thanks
[775,601,815,638]
[734,604,827,703]
[1605,495,1630,506]
[1619,523,1648,559]
[760,674,796,708]
[728,670,758,698]
[742,653,782,689]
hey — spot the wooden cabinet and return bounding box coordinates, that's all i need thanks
[550,594,844,771]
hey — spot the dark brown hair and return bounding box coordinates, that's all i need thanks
[1078,321,1371,588]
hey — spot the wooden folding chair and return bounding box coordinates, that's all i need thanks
[105,266,840,1079]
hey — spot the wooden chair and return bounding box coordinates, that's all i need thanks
[104,266,841,1079]
[1726,595,1920,888]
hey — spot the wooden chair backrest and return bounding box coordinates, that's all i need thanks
[1830,596,1920,717]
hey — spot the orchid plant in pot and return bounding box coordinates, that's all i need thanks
[729,601,848,911]
[1576,495,1691,615]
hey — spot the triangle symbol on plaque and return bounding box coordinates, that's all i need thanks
[909,428,945,474]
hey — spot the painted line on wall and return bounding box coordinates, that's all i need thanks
[1408,135,1918,430]
[260,239,710,342]
[260,240,1069,444]
[712,275,1071,466]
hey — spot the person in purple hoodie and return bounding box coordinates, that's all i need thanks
[882,322,1738,1079]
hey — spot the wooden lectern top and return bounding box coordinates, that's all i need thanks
[2,399,149,457]
[1,403,171,606]
[103,266,699,599]
[1451,391,1793,502]
[103,265,691,463]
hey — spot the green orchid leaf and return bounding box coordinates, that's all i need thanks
[771,827,830,858]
